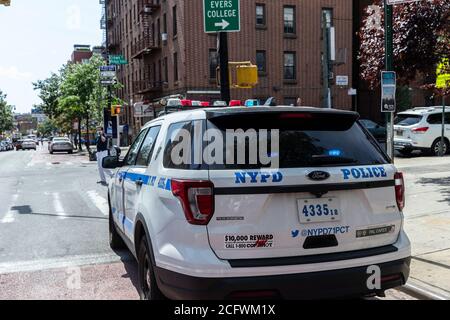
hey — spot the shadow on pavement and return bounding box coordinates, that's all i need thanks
[113,249,139,295]
[417,176,450,204]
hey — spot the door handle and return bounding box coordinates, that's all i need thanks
[135,179,144,187]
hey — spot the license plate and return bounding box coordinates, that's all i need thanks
[395,130,403,136]
[298,198,341,224]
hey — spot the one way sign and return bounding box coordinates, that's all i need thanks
[203,0,240,33]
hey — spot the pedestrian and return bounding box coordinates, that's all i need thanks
[96,127,109,185]
[296,97,303,106]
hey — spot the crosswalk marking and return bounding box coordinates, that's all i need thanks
[1,194,19,224]
[52,193,66,220]
[86,190,109,216]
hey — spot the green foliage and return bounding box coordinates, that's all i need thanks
[37,119,57,137]
[34,54,123,136]
[0,90,14,135]
[33,72,62,119]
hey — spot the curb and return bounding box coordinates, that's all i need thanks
[398,279,450,300]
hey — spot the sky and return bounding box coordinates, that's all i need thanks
[0,1,102,114]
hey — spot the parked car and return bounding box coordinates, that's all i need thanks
[103,106,410,300]
[360,119,387,142]
[0,141,7,151]
[21,139,37,151]
[49,137,74,154]
[394,106,450,156]
[15,140,24,151]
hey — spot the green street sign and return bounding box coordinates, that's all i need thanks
[203,0,240,33]
[109,55,128,65]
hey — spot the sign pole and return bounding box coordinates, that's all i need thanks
[440,96,446,156]
[219,32,231,104]
[384,0,395,162]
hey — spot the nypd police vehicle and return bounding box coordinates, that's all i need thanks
[103,106,411,300]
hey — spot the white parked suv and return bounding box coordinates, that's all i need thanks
[103,106,411,300]
[394,106,450,156]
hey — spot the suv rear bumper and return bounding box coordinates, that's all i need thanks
[155,257,411,300]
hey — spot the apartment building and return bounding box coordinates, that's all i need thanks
[106,0,354,132]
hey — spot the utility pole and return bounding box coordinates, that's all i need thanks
[322,11,332,109]
[218,32,231,104]
[384,1,395,161]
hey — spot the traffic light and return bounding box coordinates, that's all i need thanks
[0,0,11,6]
[111,105,122,116]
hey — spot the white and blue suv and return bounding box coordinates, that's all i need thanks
[103,106,411,300]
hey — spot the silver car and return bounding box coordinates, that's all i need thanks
[49,138,74,154]
[22,139,37,151]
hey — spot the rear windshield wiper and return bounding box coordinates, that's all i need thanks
[310,155,358,166]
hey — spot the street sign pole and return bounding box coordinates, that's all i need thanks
[384,0,395,162]
[219,32,231,104]
[440,96,446,156]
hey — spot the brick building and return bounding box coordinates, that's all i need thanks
[106,0,355,133]
[70,44,93,64]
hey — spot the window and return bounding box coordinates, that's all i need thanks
[163,13,167,33]
[124,129,149,166]
[163,121,205,170]
[427,113,450,125]
[173,6,177,37]
[284,52,296,80]
[174,52,178,82]
[256,50,266,73]
[394,114,423,126]
[256,4,266,26]
[164,57,168,83]
[284,6,296,34]
[209,49,219,79]
[206,113,388,170]
[135,126,161,166]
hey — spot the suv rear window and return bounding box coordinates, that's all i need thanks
[205,112,388,169]
[162,112,389,170]
[394,114,422,126]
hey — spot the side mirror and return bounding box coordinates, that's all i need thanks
[102,156,122,169]
[109,145,121,157]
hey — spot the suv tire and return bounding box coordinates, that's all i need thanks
[137,237,165,300]
[431,139,449,157]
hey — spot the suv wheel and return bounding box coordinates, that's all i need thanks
[431,139,449,156]
[137,237,165,300]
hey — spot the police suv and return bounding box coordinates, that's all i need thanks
[103,106,411,300]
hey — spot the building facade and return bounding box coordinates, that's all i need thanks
[106,0,354,133]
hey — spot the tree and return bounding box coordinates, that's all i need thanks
[58,54,123,150]
[59,54,106,150]
[359,0,450,96]
[33,72,62,119]
[37,119,57,137]
[0,90,14,136]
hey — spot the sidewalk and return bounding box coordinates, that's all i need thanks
[395,154,450,298]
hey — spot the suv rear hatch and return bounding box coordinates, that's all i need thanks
[205,108,403,261]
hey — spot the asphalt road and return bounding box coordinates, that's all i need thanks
[0,146,418,300]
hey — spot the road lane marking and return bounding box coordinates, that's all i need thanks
[87,190,109,216]
[52,192,66,220]
[0,252,133,274]
[1,194,19,224]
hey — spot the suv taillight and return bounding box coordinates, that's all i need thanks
[171,180,215,225]
[395,172,405,211]
[412,127,429,134]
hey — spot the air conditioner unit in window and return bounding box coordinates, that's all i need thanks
[161,33,168,43]
[144,6,152,14]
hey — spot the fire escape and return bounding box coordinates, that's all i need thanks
[132,0,163,95]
